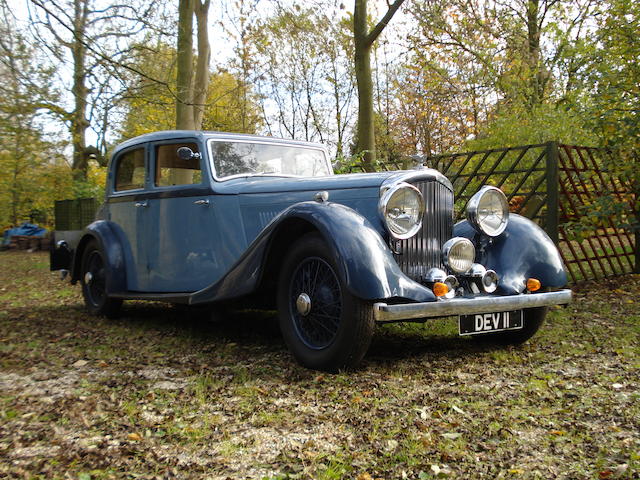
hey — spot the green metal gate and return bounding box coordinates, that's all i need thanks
[347,141,638,283]
[556,146,637,283]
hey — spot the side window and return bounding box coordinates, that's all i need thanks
[115,148,145,191]
[155,142,202,187]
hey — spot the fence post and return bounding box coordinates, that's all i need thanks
[545,141,560,245]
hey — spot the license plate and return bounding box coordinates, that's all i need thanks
[459,310,523,336]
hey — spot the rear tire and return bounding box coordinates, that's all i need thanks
[277,233,375,372]
[474,306,547,345]
[80,240,122,318]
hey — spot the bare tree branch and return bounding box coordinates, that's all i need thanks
[366,0,405,46]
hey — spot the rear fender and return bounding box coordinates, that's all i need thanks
[454,214,567,295]
[71,221,127,294]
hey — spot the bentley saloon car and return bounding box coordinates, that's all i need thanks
[51,130,572,371]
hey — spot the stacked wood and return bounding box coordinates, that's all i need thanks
[7,235,49,251]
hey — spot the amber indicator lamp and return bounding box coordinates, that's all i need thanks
[433,282,449,297]
[527,278,541,292]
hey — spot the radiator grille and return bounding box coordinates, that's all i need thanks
[393,179,454,282]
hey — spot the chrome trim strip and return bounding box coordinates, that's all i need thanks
[373,289,572,322]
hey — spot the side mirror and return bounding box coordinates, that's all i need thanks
[177,146,201,161]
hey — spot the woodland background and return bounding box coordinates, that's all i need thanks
[0,0,638,228]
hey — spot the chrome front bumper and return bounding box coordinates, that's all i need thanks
[373,289,572,322]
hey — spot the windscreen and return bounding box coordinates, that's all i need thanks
[209,140,331,179]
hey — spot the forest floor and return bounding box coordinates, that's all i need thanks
[0,251,638,480]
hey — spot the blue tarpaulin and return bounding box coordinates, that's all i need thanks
[2,222,47,246]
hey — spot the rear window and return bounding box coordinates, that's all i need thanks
[115,148,145,191]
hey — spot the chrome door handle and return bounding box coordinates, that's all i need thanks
[193,199,210,205]
[135,200,148,208]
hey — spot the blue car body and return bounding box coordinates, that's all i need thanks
[51,130,572,370]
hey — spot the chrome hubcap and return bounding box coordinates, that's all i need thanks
[84,272,93,284]
[296,293,312,316]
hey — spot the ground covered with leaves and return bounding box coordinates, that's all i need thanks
[0,252,638,480]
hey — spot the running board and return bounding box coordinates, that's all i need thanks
[109,292,193,304]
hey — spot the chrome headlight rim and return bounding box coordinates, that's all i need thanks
[378,182,425,240]
[466,185,509,237]
[442,237,475,274]
[482,269,499,293]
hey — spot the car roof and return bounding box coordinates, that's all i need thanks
[112,130,326,157]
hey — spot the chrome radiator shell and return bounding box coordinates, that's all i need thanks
[393,179,454,281]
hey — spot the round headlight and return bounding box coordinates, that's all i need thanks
[442,237,475,273]
[379,182,424,239]
[467,186,509,236]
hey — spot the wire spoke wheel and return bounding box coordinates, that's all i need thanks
[81,240,122,318]
[277,233,375,371]
[289,257,342,350]
[85,250,107,307]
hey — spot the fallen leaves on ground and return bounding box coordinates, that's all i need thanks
[0,251,638,479]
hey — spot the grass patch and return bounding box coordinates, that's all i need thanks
[0,251,638,479]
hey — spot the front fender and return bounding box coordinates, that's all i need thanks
[190,201,434,304]
[72,221,127,294]
[454,214,567,295]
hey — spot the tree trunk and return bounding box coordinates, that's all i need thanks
[71,0,90,181]
[330,57,344,159]
[11,155,20,225]
[635,229,640,274]
[354,0,376,171]
[176,0,195,130]
[239,4,249,133]
[353,0,404,172]
[634,179,640,274]
[192,0,211,129]
[176,0,210,130]
[526,0,544,108]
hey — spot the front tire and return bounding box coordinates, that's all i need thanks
[80,240,122,318]
[277,233,375,372]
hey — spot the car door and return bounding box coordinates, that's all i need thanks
[106,144,151,291]
[145,139,221,292]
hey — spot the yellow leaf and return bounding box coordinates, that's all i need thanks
[127,432,142,441]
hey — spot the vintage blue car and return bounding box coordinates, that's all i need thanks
[51,130,572,371]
